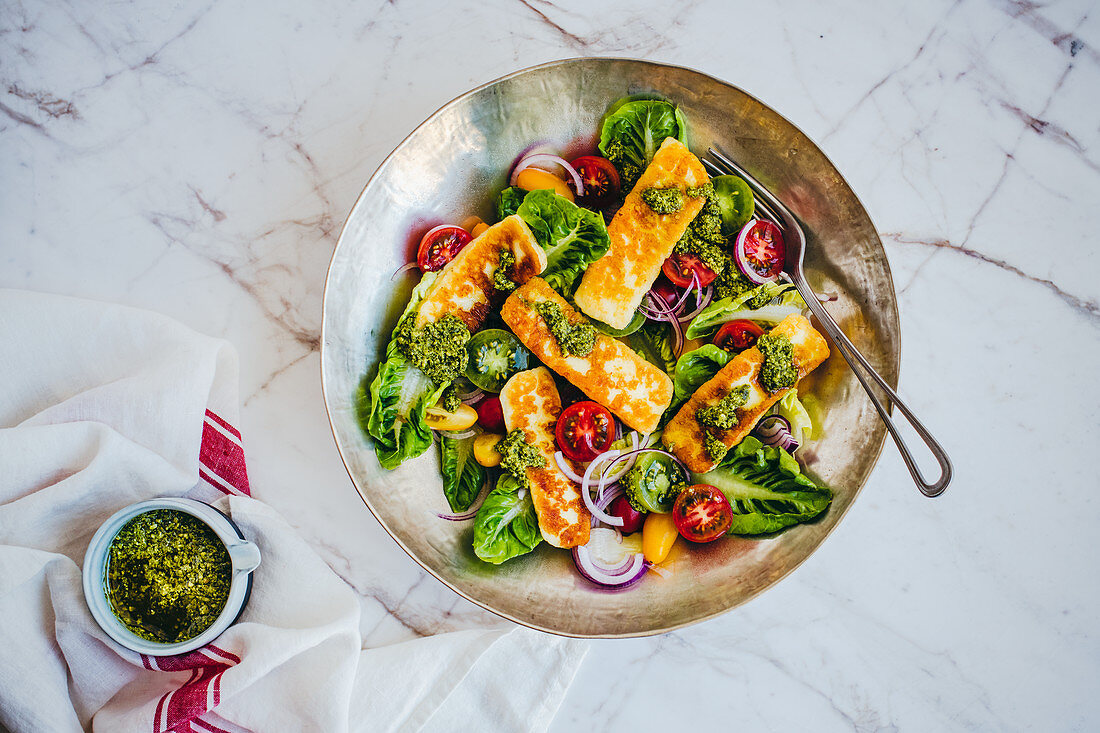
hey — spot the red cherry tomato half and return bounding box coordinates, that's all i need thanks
[555,400,615,463]
[417,225,471,272]
[475,396,505,433]
[672,484,733,543]
[735,220,785,282]
[609,495,646,534]
[662,252,717,289]
[570,156,620,207]
[714,319,765,352]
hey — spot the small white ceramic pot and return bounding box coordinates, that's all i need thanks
[82,496,261,656]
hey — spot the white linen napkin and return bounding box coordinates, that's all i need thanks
[0,289,587,733]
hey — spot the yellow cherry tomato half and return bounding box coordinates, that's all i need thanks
[473,433,503,467]
[515,167,574,202]
[642,511,679,564]
[425,404,478,432]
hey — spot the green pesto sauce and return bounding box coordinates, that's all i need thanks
[675,183,729,278]
[714,272,756,300]
[106,509,231,644]
[440,385,461,413]
[604,140,643,191]
[704,432,729,463]
[495,429,545,488]
[493,250,517,293]
[396,313,471,385]
[531,299,596,357]
[747,284,776,309]
[757,331,798,393]
[641,186,684,214]
[696,384,750,430]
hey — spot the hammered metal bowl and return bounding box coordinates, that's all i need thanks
[321,58,899,638]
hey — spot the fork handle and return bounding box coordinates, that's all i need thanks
[789,273,952,497]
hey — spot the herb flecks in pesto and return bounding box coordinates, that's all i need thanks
[493,249,518,292]
[697,384,750,430]
[106,509,231,644]
[704,432,729,463]
[531,299,596,357]
[757,331,798,392]
[440,385,461,413]
[495,429,545,488]
[747,284,776,309]
[641,186,684,214]
[396,313,471,385]
[675,183,729,279]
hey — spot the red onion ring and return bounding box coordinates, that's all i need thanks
[509,154,585,196]
[553,452,587,484]
[581,450,623,526]
[390,262,419,281]
[678,284,714,323]
[457,387,484,406]
[440,428,478,440]
[572,540,647,588]
[436,476,493,521]
[755,415,799,452]
[644,293,684,357]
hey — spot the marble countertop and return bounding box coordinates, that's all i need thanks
[3,0,1097,729]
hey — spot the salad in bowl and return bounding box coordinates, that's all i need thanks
[357,94,834,591]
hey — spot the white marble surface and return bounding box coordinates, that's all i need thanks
[3,0,1098,730]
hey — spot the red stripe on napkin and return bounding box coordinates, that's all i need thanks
[198,412,250,496]
[145,645,241,733]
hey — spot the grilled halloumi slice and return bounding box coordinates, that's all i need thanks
[415,215,546,330]
[502,278,673,434]
[499,367,590,548]
[663,314,830,473]
[573,138,709,329]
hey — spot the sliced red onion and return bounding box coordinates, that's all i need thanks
[553,451,587,484]
[390,261,419,281]
[678,284,714,323]
[510,154,585,196]
[457,387,484,406]
[581,450,623,526]
[572,529,647,588]
[436,476,492,521]
[599,447,690,489]
[646,562,669,578]
[755,415,799,452]
[816,291,839,302]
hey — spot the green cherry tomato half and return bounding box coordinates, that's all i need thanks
[710,175,755,236]
[464,329,530,392]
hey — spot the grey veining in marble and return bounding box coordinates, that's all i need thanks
[2,0,1097,729]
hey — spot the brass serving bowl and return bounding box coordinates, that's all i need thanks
[321,58,899,638]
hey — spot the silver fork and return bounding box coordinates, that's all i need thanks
[704,146,952,497]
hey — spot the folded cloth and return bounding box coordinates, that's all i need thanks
[0,290,587,733]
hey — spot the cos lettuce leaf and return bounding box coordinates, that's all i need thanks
[775,389,813,445]
[625,320,676,375]
[495,186,526,222]
[663,344,733,424]
[440,434,486,512]
[693,436,831,535]
[516,189,610,295]
[598,98,688,189]
[361,273,447,470]
[685,282,800,339]
[472,474,542,565]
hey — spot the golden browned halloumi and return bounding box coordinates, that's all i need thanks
[499,367,590,548]
[502,278,673,434]
[415,215,546,330]
[663,314,830,473]
[573,138,709,329]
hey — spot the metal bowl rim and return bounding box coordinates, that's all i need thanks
[319,56,899,638]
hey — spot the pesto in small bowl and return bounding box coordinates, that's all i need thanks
[105,509,232,644]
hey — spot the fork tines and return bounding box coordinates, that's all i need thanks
[702,148,783,226]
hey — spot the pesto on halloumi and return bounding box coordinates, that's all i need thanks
[502,278,673,435]
[573,138,709,329]
[415,215,546,331]
[662,314,830,473]
[499,367,590,548]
